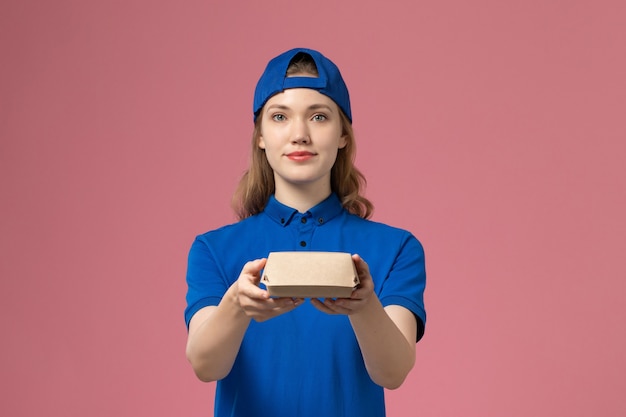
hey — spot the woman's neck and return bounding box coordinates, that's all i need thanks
[274,182,332,213]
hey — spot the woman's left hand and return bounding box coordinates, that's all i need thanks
[310,254,375,315]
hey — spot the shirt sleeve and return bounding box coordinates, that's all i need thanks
[378,233,427,342]
[184,235,230,329]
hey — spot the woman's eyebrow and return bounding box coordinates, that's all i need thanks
[307,104,334,112]
[265,104,290,111]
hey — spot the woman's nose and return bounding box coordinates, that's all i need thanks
[291,120,310,144]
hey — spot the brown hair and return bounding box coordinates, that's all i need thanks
[231,54,373,220]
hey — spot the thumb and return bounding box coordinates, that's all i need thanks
[351,254,369,276]
[242,258,267,284]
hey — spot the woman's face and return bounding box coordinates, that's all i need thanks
[258,88,347,194]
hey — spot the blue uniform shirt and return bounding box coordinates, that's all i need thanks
[185,193,426,417]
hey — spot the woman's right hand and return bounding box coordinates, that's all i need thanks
[186,258,304,381]
[235,258,304,322]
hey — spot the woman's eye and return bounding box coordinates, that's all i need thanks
[272,114,286,121]
[312,114,327,122]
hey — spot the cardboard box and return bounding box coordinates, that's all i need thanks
[261,251,359,298]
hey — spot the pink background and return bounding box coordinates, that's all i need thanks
[2,1,625,416]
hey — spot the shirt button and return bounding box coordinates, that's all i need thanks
[300,241,306,247]
[280,218,285,224]
[301,218,307,224]
[318,218,324,224]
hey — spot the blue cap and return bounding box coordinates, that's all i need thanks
[253,48,352,123]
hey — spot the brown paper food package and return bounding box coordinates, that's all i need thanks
[261,251,359,298]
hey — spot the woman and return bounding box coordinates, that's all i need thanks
[185,48,426,417]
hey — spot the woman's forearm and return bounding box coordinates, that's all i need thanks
[185,284,251,382]
[349,298,416,389]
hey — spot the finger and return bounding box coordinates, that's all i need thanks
[310,298,336,315]
[322,298,354,315]
[351,254,370,277]
[333,297,363,312]
[238,258,270,299]
[249,297,304,322]
[238,278,270,301]
[242,258,267,283]
[270,297,303,309]
[348,284,373,300]
[251,296,303,313]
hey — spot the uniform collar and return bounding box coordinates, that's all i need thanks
[263,193,344,227]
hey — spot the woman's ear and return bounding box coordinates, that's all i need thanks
[338,134,348,149]
[258,135,266,149]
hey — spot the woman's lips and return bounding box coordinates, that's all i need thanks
[286,151,316,161]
